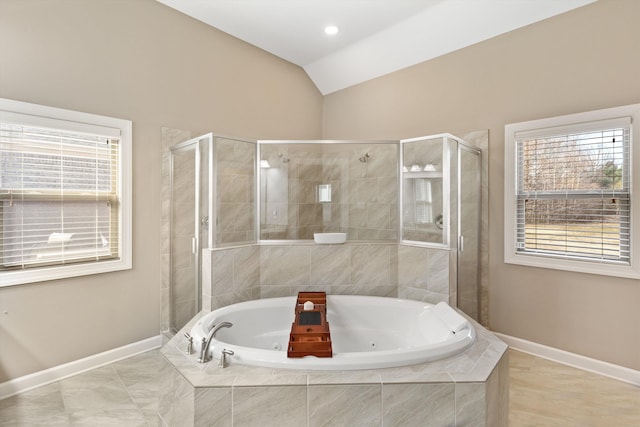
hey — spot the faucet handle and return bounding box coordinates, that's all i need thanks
[219,349,234,368]
[184,332,193,355]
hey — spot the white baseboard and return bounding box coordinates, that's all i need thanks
[0,335,162,400]
[495,332,640,387]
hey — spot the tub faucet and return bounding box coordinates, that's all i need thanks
[219,349,234,368]
[198,321,233,363]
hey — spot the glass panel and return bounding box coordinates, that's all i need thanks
[259,142,398,241]
[457,147,481,321]
[402,138,445,243]
[170,145,198,332]
[215,137,256,245]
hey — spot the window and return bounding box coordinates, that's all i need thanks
[0,98,132,286]
[504,104,640,278]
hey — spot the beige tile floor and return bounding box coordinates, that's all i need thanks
[509,350,640,426]
[0,349,638,426]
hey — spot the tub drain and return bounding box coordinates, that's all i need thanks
[272,342,282,351]
[369,341,377,350]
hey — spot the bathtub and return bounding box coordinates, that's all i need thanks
[189,295,475,370]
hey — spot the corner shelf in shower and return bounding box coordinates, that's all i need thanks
[287,292,333,358]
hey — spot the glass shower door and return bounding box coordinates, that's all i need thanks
[457,144,481,321]
[170,136,208,332]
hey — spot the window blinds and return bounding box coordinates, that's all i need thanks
[515,117,630,263]
[0,119,120,270]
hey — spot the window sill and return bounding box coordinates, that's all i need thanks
[0,258,132,287]
[504,252,640,279]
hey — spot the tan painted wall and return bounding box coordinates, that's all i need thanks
[323,0,640,370]
[0,0,322,382]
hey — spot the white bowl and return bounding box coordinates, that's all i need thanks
[313,232,346,244]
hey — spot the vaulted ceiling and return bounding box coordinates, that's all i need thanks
[156,0,597,95]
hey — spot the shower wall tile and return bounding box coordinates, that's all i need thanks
[216,138,255,246]
[382,383,455,427]
[297,162,323,181]
[310,246,351,286]
[428,249,450,295]
[206,245,260,310]
[258,243,397,297]
[366,203,390,229]
[348,203,367,227]
[378,176,398,200]
[366,285,397,297]
[233,386,307,427]
[389,244,398,285]
[259,285,295,299]
[398,285,448,305]
[259,143,399,240]
[368,143,398,178]
[233,245,260,293]
[308,384,381,427]
[299,203,322,226]
[356,177,379,203]
[201,252,212,311]
[329,285,369,295]
[260,246,311,287]
[351,245,391,286]
[398,245,429,288]
[211,250,234,295]
[397,244,454,305]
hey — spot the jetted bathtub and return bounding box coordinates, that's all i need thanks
[189,295,476,370]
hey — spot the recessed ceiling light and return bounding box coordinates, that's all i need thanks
[324,25,339,36]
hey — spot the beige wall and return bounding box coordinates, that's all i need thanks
[0,0,322,382]
[323,0,640,370]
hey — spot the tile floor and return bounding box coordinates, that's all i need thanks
[509,350,640,426]
[0,349,638,426]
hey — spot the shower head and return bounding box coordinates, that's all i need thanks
[359,153,370,163]
[278,152,290,163]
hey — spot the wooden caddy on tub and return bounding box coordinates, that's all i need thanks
[287,292,333,358]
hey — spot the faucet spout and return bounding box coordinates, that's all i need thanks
[198,321,233,363]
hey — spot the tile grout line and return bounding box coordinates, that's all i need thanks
[56,380,72,426]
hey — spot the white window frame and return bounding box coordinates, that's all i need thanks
[0,98,132,287]
[504,103,640,278]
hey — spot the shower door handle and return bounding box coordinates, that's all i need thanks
[192,237,198,254]
[458,235,464,252]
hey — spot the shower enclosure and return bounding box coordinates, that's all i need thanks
[168,134,255,332]
[167,133,482,329]
[400,134,481,320]
[169,134,211,332]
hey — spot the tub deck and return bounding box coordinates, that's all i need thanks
[159,308,508,426]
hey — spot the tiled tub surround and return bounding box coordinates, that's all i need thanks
[397,244,456,306]
[159,312,508,427]
[203,242,455,311]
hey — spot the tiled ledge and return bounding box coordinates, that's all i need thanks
[159,309,508,426]
[209,240,400,250]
